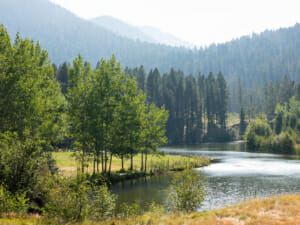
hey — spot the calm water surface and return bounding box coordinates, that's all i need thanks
[111,142,300,211]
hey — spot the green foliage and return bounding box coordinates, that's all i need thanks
[244,118,273,150]
[67,54,169,174]
[240,107,246,135]
[246,95,300,154]
[274,104,285,135]
[2,0,300,95]
[89,185,117,220]
[0,131,46,194]
[0,26,67,144]
[270,132,294,154]
[119,201,142,218]
[147,201,165,215]
[0,185,28,216]
[43,176,116,223]
[166,170,206,213]
[43,176,90,223]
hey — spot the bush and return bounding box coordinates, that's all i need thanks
[88,185,117,220]
[166,169,206,213]
[271,132,294,154]
[244,119,273,150]
[204,125,232,142]
[42,176,90,223]
[0,131,51,194]
[147,201,165,215]
[42,175,116,223]
[0,185,28,216]
[119,201,142,218]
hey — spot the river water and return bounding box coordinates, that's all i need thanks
[111,142,300,211]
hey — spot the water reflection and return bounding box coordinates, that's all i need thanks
[112,142,300,211]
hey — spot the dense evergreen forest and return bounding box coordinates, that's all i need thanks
[244,76,300,154]
[124,67,229,144]
[54,62,230,145]
[1,0,300,94]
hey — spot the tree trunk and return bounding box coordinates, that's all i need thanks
[93,156,96,175]
[141,152,144,171]
[121,155,124,169]
[81,150,85,174]
[108,153,113,175]
[144,152,147,172]
[101,151,104,172]
[130,153,133,171]
[104,151,107,173]
[96,153,99,173]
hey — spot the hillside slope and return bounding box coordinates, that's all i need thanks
[1,0,300,87]
[0,0,187,71]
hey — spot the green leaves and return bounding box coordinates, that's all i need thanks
[42,175,116,223]
[0,131,44,194]
[67,54,169,173]
[166,169,206,213]
[0,25,66,144]
[0,185,28,216]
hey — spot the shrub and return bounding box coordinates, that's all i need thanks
[88,185,117,220]
[271,132,294,154]
[166,169,206,213]
[244,119,273,150]
[147,201,165,215]
[0,131,52,194]
[119,201,142,218]
[42,175,116,223]
[0,185,28,216]
[42,176,90,223]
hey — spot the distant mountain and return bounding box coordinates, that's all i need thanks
[90,16,193,48]
[0,0,190,71]
[139,26,193,48]
[1,0,300,90]
[90,16,156,43]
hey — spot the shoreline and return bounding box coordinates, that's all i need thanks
[54,152,211,184]
[2,194,299,224]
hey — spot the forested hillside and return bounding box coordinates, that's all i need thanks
[1,0,300,91]
[0,0,190,72]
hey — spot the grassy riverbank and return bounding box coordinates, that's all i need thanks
[53,152,210,177]
[1,195,299,225]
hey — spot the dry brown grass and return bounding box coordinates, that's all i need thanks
[99,194,300,225]
[1,195,299,225]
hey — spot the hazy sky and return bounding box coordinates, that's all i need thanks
[50,0,300,46]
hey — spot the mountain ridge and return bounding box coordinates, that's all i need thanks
[90,15,193,48]
[0,0,300,89]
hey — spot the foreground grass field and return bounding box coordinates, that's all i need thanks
[53,152,209,176]
[1,195,299,225]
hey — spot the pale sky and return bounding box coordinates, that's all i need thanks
[50,0,300,47]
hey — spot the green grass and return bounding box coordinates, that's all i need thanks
[294,144,300,155]
[52,152,210,176]
[227,112,240,127]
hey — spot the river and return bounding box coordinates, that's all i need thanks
[111,142,300,211]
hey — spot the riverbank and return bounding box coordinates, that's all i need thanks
[1,195,299,225]
[53,152,210,183]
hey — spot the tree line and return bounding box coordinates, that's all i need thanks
[2,0,300,97]
[54,62,230,145]
[127,67,229,144]
[245,76,300,154]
